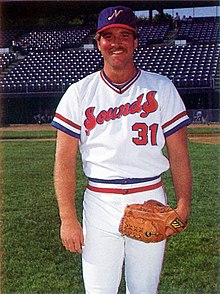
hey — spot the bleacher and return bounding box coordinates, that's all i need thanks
[1,43,219,94]
[17,28,92,54]
[138,23,170,45]
[135,44,219,88]
[176,17,220,43]
[0,16,219,124]
[0,52,17,73]
[0,50,102,93]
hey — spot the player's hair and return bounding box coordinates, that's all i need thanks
[94,33,101,41]
[94,31,138,41]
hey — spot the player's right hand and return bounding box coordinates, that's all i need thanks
[60,219,85,254]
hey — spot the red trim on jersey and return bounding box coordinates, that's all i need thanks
[100,69,141,94]
[162,111,187,129]
[55,113,81,130]
[87,180,162,194]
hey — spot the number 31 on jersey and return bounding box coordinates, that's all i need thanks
[132,123,158,145]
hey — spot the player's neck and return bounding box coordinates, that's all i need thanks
[103,65,137,86]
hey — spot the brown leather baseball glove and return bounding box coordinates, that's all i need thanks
[119,199,187,243]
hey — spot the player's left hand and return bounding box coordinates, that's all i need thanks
[165,206,189,237]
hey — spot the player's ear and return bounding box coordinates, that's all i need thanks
[97,40,101,51]
[134,38,138,50]
[94,33,101,51]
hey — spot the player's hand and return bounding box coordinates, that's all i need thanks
[165,205,189,237]
[60,219,84,254]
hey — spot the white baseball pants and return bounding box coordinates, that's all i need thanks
[82,177,167,294]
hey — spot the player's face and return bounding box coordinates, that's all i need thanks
[97,27,138,71]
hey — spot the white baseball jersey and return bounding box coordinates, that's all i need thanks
[52,69,191,181]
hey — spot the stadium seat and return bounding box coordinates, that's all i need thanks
[0,22,219,93]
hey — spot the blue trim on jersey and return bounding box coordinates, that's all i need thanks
[51,121,80,139]
[88,175,161,185]
[164,118,191,137]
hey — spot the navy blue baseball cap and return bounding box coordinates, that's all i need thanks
[97,6,137,34]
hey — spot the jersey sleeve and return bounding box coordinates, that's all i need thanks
[51,84,81,139]
[160,78,191,137]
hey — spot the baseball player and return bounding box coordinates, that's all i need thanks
[52,6,192,294]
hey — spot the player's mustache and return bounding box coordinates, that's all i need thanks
[110,46,126,53]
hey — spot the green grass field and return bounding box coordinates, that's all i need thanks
[1,129,220,293]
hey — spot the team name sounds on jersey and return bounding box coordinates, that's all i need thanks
[84,91,158,135]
